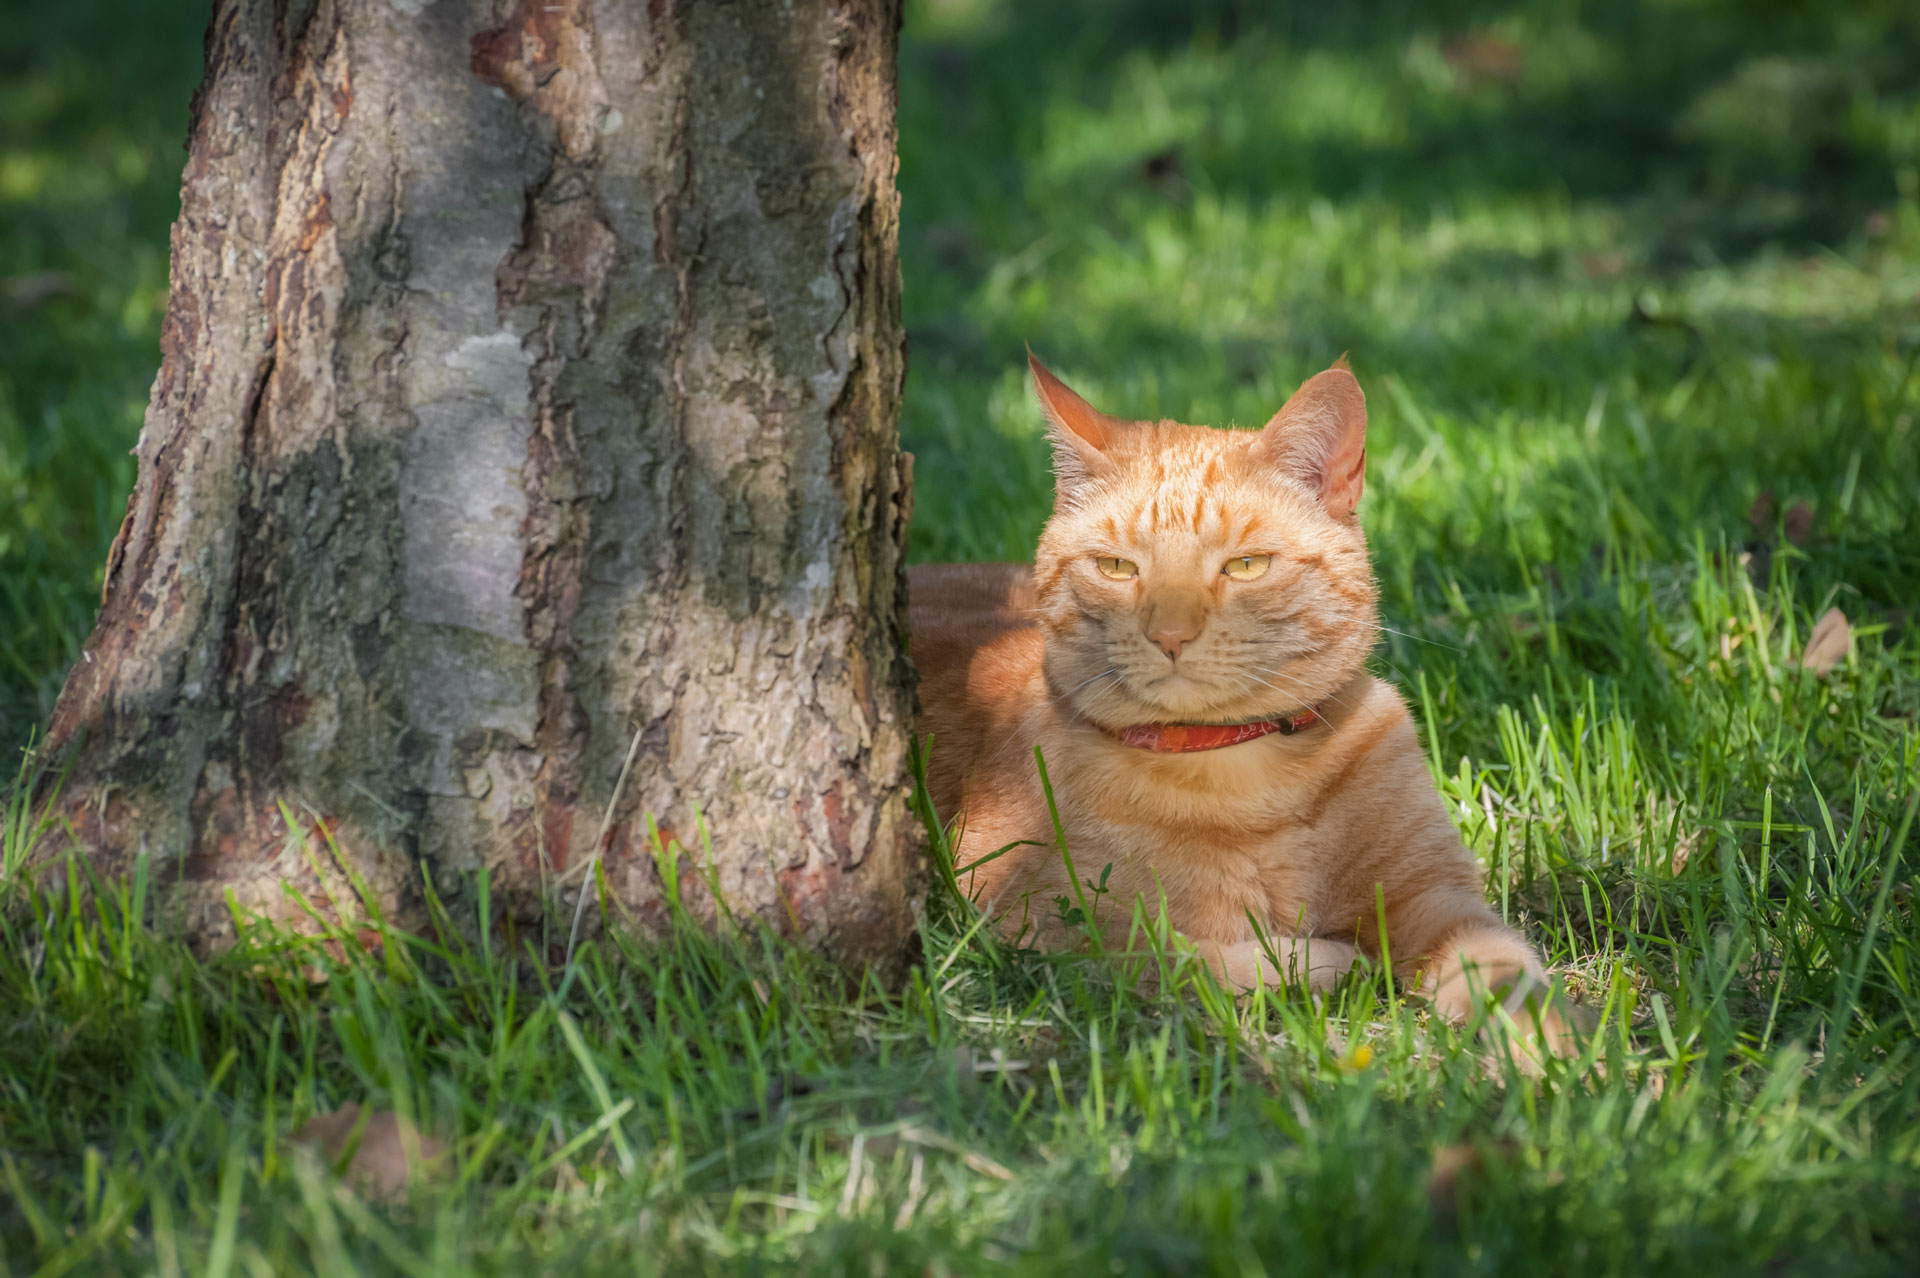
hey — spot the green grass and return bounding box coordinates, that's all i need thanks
[5,0,1920,1272]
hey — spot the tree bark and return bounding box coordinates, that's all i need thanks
[39,0,919,970]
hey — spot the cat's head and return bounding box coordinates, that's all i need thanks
[1028,352,1379,729]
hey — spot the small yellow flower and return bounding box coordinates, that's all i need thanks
[1343,1044,1374,1071]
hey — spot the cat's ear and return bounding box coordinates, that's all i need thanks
[1255,357,1367,519]
[1029,350,1120,503]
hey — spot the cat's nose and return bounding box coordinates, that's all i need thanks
[1146,617,1203,661]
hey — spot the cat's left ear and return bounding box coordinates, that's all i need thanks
[1255,357,1367,519]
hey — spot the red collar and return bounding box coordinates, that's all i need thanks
[1107,707,1323,753]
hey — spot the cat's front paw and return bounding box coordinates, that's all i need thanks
[1431,962,1595,1067]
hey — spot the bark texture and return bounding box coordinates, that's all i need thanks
[43,0,918,969]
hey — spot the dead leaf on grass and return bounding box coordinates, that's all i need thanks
[1798,608,1851,675]
[292,1102,448,1198]
[1441,34,1525,85]
[1784,501,1814,545]
[1580,251,1627,280]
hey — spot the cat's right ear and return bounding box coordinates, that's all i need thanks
[1029,350,1119,503]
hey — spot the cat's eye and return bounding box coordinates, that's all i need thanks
[1222,554,1271,582]
[1096,557,1138,580]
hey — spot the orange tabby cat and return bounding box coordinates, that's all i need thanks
[911,354,1579,1055]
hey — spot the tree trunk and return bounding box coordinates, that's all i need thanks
[39,0,919,970]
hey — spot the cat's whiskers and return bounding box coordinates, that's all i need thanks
[1317,609,1465,654]
[1065,665,1123,696]
[1064,669,1130,714]
[1251,663,1361,716]
[1278,614,1430,689]
[1240,671,1295,700]
[1248,662,1313,690]
[1065,672,1146,726]
[1077,674,1128,706]
[1247,667,1324,709]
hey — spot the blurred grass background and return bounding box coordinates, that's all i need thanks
[0,1,203,751]
[898,0,1920,578]
[3,1,1920,1271]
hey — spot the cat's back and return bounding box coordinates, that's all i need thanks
[908,563,1046,812]
[909,563,1035,634]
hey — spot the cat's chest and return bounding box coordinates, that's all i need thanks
[1068,804,1331,936]
[960,706,1401,938]
[1061,746,1341,854]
